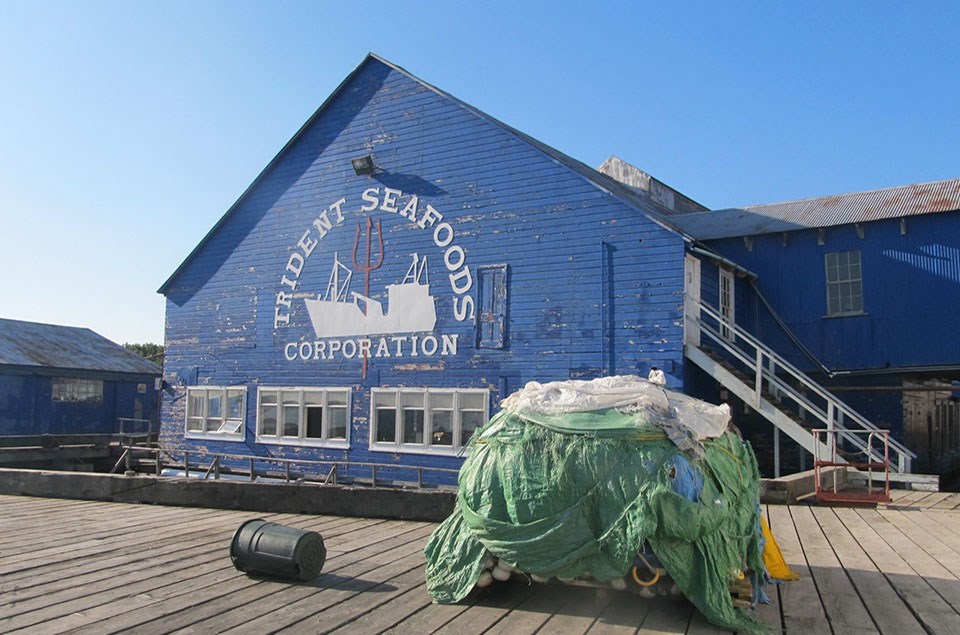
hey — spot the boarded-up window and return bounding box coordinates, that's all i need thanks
[477,264,508,349]
[825,250,863,316]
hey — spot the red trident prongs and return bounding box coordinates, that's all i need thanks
[352,218,384,378]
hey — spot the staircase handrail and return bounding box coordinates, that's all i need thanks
[692,298,914,472]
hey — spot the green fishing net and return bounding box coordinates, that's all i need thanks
[425,393,768,634]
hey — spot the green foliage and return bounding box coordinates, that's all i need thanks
[124,342,164,367]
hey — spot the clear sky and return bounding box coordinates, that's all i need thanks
[1,1,958,346]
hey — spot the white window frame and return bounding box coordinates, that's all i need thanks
[825,250,864,316]
[369,388,489,456]
[719,267,735,342]
[255,387,351,448]
[184,386,246,441]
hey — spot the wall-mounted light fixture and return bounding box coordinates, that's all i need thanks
[351,155,375,176]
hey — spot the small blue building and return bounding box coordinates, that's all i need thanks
[159,54,956,484]
[0,318,161,436]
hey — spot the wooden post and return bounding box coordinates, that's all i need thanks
[774,427,781,478]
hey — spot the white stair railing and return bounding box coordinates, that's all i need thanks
[688,298,914,473]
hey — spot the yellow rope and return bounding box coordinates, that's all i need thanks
[631,552,665,587]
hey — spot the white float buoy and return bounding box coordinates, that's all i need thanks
[476,570,493,588]
[492,565,512,581]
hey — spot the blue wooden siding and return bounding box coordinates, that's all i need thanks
[0,370,158,435]
[703,212,960,374]
[160,58,688,477]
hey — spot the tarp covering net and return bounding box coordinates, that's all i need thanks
[425,376,770,634]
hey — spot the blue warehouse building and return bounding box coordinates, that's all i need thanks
[0,318,161,437]
[159,54,958,485]
[670,180,960,476]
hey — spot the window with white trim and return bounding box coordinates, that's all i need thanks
[825,250,864,316]
[256,387,350,446]
[370,388,488,454]
[185,386,245,439]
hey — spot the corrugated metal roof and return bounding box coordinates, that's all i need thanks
[669,177,960,240]
[0,318,161,375]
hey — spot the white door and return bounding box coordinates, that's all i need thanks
[684,254,701,347]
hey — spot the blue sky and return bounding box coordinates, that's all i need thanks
[1,1,957,345]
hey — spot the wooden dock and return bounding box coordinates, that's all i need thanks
[1,490,960,634]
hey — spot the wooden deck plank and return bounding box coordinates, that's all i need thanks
[930,493,960,510]
[765,505,830,634]
[811,506,925,634]
[790,504,881,634]
[148,524,438,635]
[846,508,960,631]
[0,511,251,578]
[3,557,237,633]
[684,609,729,635]
[534,585,610,635]
[875,508,960,579]
[327,578,438,634]
[275,562,429,634]
[922,509,960,543]
[885,508,960,574]
[634,596,694,634]
[478,583,587,635]
[887,489,933,506]
[912,491,952,508]
[5,494,960,634]
[379,598,474,635]
[2,512,374,632]
[45,513,394,635]
[215,548,427,634]
[750,504,783,634]
[425,581,537,635]
[0,511,293,589]
[586,589,648,634]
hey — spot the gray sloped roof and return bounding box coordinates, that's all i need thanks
[0,318,161,375]
[669,177,960,240]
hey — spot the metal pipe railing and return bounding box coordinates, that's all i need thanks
[690,297,914,472]
[120,446,460,488]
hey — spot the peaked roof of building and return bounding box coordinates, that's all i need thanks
[669,177,960,240]
[0,318,161,374]
[158,54,690,294]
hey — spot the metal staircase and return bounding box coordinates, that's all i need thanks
[684,298,933,488]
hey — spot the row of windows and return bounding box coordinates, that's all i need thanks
[185,386,488,454]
